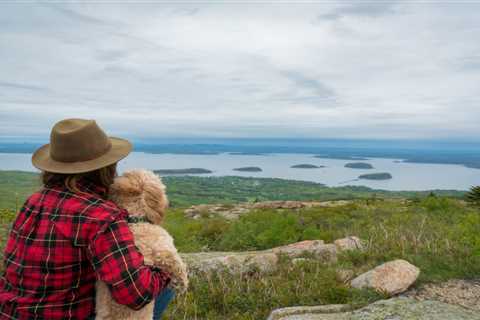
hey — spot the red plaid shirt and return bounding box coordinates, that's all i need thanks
[0,179,171,319]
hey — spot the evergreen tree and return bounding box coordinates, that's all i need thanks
[465,186,480,206]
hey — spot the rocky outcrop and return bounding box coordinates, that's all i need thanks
[334,236,364,252]
[184,200,352,220]
[271,240,336,260]
[181,238,361,274]
[267,297,480,320]
[404,279,480,312]
[350,259,420,296]
[268,304,351,320]
[184,204,250,220]
[181,251,279,274]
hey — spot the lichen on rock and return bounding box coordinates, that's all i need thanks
[267,297,480,320]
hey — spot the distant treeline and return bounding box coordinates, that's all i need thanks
[1,139,480,168]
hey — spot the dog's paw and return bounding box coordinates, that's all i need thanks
[153,250,189,293]
[170,275,189,294]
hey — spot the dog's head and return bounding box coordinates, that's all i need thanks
[109,169,168,225]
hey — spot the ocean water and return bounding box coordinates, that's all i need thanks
[1,152,480,191]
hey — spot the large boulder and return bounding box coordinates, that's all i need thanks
[182,251,279,274]
[252,201,308,210]
[351,259,420,296]
[180,238,370,275]
[181,240,338,274]
[272,240,337,262]
[267,297,480,320]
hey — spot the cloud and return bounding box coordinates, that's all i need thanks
[319,1,398,20]
[280,71,336,100]
[41,2,113,26]
[0,81,50,92]
[0,2,479,140]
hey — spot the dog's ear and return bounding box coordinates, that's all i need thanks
[110,174,143,199]
[140,170,169,225]
[110,170,168,224]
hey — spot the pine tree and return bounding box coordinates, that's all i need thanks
[465,186,480,206]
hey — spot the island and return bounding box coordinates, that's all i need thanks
[229,152,267,156]
[314,155,368,161]
[290,164,325,169]
[345,162,374,169]
[154,168,213,175]
[233,166,263,172]
[358,173,392,180]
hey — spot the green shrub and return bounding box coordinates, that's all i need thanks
[217,210,302,251]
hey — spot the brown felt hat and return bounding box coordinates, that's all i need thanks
[32,118,132,174]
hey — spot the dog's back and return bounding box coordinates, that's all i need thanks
[96,170,188,320]
[95,223,186,320]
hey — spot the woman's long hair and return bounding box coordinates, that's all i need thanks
[41,163,117,196]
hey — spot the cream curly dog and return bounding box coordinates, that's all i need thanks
[95,169,188,320]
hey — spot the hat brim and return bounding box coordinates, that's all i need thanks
[32,137,132,174]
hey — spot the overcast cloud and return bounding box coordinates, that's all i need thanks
[0,1,479,140]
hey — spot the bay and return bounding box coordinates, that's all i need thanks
[0,152,479,191]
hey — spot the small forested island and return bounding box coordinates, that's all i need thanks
[233,166,263,172]
[345,162,374,169]
[359,172,393,180]
[314,155,368,161]
[229,152,266,156]
[290,164,325,169]
[154,168,213,175]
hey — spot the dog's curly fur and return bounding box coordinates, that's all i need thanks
[95,169,188,320]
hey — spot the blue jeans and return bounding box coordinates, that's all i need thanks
[152,287,175,320]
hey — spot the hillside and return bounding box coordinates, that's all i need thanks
[0,171,476,319]
[0,196,479,319]
[0,171,465,210]
[134,198,480,319]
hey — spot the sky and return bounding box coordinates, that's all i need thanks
[0,1,479,140]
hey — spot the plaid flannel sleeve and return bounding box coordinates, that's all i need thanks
[87,216,171,310]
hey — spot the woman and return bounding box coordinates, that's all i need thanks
[0,119,173,320]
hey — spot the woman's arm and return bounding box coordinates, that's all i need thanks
[87,217,171,310]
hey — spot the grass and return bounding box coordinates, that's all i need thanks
[166,260,386,320]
